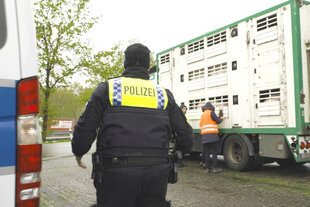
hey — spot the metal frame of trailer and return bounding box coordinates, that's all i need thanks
[156,0,310,170]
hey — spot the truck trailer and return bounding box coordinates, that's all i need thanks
[156,0,310,171]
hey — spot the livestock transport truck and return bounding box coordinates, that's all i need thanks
[156,0,310,171]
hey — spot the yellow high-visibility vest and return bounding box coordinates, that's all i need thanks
[185,114,189,123]
[108,77,168,110]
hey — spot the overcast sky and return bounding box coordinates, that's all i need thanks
[76,0,286,86]
[87,0,286,55]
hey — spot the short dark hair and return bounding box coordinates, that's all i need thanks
[180,104,187,110]
[202,105,207,112]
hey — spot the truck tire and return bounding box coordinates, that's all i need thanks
[223,134,253,171]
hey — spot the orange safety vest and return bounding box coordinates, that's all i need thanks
[199,110,219,134]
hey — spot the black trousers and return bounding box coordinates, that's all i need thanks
[201,146,206,163]
[203,141,219,169]
[95,164,170,207]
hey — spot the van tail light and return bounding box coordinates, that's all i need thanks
[17,76,39,115]
[16,76,41,207]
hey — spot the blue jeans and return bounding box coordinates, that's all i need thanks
[203,142,219,169]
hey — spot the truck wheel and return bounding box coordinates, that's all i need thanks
[223,134,253,171]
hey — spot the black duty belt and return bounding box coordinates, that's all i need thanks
[103,156,169,168]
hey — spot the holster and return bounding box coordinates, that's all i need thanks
[168,150,178,184]
[91,152,104,184]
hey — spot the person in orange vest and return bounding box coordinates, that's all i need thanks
[200,105,207,168]
[199,102,225,173]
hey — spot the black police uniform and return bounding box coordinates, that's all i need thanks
[72,43,193,207]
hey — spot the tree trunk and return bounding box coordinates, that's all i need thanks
[41,91,50,142]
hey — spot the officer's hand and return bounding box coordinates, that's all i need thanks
[76,156,87,169]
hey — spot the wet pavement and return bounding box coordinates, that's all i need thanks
[42,141,95,159]
[41,142,310,207]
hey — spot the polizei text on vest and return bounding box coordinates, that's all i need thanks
[124,86,156,97]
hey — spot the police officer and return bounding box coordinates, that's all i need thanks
[176,103,189,168]
[71,43,193,207]
[180,103,189,122]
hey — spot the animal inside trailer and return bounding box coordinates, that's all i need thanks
[156,0,310,171]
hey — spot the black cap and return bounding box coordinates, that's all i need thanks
[124,43,150,69]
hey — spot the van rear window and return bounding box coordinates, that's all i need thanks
[0,0,7,49]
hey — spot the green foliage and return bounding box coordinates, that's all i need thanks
[33,0,103,141]
[44,82,94,121]
[84,44,124,87]
[50,85,82,120]
[76,84,95,105]
[150,52,156,68]
[34,0,101,89]
[85,40,156,87]
[85,41,128,87]
[33,0,158,141]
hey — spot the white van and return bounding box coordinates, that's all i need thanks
[0,0,41,206]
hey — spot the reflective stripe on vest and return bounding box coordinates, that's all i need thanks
[108,77,168,110]
[199,110,218,134]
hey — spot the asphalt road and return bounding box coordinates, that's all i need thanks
[42,141,310,170]
[42,141,95,159]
